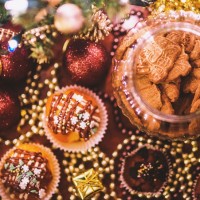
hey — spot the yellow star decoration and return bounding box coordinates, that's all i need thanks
[150,0,200,15]
[72,168,104,200]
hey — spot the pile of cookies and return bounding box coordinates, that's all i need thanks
[135,31,200,116]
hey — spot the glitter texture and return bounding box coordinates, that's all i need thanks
[64,39,110,86]
[0,89,20,130]
[150,0,200,15]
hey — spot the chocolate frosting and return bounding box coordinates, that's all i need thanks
[123,146,169,193]
[48,91,100,140]
[0,149,52,200]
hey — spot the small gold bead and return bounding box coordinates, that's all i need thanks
[68,186,73,192]
[117,144,122,150]
[70,195,76,200]
[65,168,70,174]
[138,142,143,147]
[62,160,67,166]
[188,181,193,186]
[13,139,18,144]
[180,185,185,190]
[110,191,116,197]
[57,195,62,200]
[99,174,104,179]
[131,135,136,141]
[111,174,115,180]
[170,187,175,192]
[112,152,118,157]
[105,168,110,173]
[183,193,188,198]
[147,139,152,144]
[192,147,198,152]
[110,183,115,189]
[5,140,11,145]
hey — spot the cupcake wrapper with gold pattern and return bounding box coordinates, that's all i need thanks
[192,174,200,200]
[43,85,108,152]
[0,143,60,200]
[119,144,173,198]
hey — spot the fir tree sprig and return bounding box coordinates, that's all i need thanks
[0,4,10,25]
[23,25,57,64]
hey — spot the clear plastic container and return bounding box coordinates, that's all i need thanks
[112,11,200,140]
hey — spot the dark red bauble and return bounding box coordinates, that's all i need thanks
[64,39,110,86]
[0,89,21,130]
[0,24,31,82]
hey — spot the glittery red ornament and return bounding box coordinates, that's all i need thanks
[0,88,21,130]
[0,24,31,82]
[64,39,110,86]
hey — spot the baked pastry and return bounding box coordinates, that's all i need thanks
[43,85,108,152]
[120,145,171,197]
[112,12,200,139]
[0,143,60,200]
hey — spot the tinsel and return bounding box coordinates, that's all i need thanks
[150,0,200,15]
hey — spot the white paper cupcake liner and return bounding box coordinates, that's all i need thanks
[0,143,60,200]
[119,144,173,198]
[43,85,108,152]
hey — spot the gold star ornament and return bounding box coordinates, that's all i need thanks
[72,168,104,200]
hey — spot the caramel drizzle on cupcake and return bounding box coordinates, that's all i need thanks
[0,149,52,200]
[48,92,100,140]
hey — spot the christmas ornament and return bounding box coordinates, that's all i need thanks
[64,39,110,86]
[74,6,113,42]
[0,88,20,131]
[54,3,85,34]
[0,27,31,82]
[72,168,103,200]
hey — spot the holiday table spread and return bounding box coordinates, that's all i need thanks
[0,1,200,200]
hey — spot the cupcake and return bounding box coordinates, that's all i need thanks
[43,85,108,152]
[0,143,60,200]
[120,145,172,198]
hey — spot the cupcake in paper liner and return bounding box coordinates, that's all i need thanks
[43,85,108,152]
[0,143,60,200]
[193,174,200,200]
[119,145,172,198]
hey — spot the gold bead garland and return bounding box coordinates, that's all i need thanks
[23,25,57,46]
[0,63,60,147]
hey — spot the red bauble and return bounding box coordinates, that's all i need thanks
[0,24,31,82]
[64,39,110,86]
[0,88,21,130]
